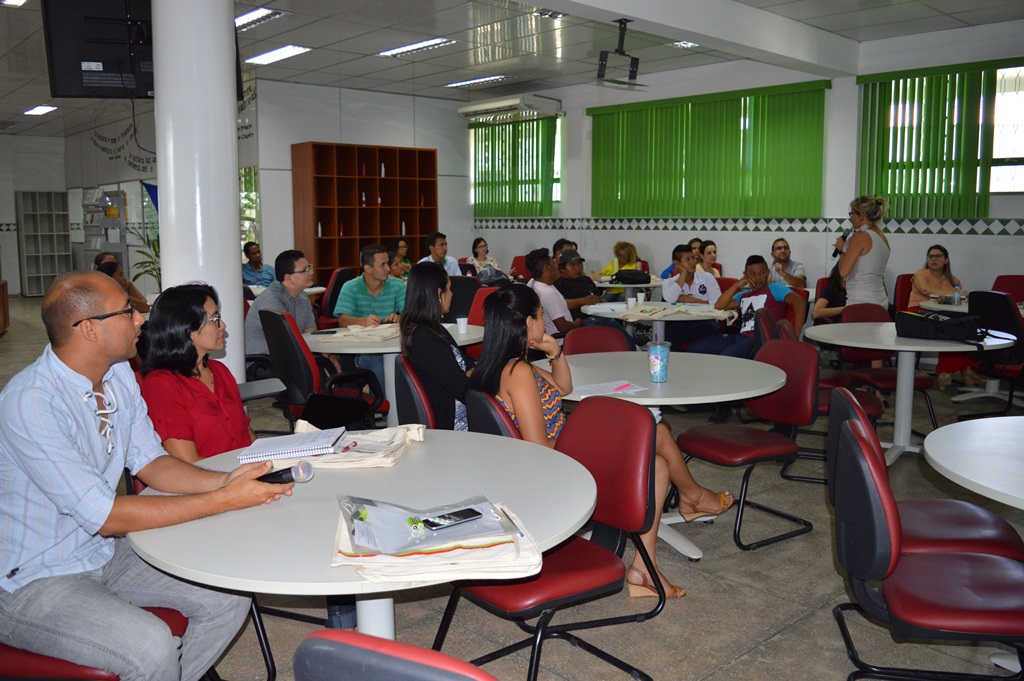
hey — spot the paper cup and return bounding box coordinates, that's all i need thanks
[648,341,670,383]
[626,297,637,309]
[636,292,647,303]
[456,317,469,334]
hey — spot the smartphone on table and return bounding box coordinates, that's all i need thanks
[420,508,483,531]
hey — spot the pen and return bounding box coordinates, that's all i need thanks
[500,508,525,538]
[340,441,358,453]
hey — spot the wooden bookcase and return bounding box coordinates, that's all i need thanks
[292,142,438,287]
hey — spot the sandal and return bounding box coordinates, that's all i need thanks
[937,373,952,391]
[962,368,987,387]
[680,487,734,522]
[626,565,686,599]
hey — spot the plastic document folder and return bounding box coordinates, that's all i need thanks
[313,324,401,343]
[267,423,425,469]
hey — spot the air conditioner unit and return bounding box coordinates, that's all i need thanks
[457,94,562,122]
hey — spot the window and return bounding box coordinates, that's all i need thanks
[858,58,1024,218]
[470,117,559,217]
[239,166,260,248]
[588,82,828,218]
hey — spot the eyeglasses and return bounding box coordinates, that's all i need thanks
[201,314,223,328]
[72,301,136,327]
[773,246,790,252]
[292,263,314,274]
[848,211,863,217]
[926,254,945,260]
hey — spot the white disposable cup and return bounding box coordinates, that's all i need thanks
[626,298,637,309]
[636,291,646,303]
[456,317,469,334]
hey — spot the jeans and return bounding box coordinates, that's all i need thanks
[326,597,357,629]
[688,333,754,359]
[0,539,250,681]
[355,354,385,392]
[665,319,719,351]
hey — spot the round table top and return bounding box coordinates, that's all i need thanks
[250,285,326,297]
[128,431,596,596]
[304,324,484,354]
[582,302,722,322]
[550,351,786,405]
[594,276,663,289]
[924,416,1024,511]
[803,322,1014,354]
[919,299,1024,317]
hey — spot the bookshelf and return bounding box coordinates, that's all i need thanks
[16,191,71,297]
[292,142,438,287]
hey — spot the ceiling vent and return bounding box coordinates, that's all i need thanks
[457,94,562,123]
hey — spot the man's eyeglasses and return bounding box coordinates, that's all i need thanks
[773,246,790,252]
[292,263,314,274]
[72,301,136,327]
[201,314,223,328]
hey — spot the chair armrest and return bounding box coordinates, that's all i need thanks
[238,378,286,402]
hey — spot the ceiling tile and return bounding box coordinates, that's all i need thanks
[767,0,917,22]
[264,0,372,16]
[246,64,307,81]
[834,13,966,40]
[952,3,1024,24]
[321,55,408,77]
[334,75,396,90]
[328,27,440,54]
[805,2,942,30]
[269,47,361,71]
[259,18,380,48]
[366,61,452,82]
[393,2,524,35]
[287,71,347,86]
[233,11,321,42]
[341,0,469,27]
[921,0,1023,12]
[368,81,421,95]
[420,45,516,68]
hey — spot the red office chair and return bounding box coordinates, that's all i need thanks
[509,255,530,282]
[993,275,1024,305]
[316,267,356,330]
[678,339,817,550]
[0,609,189,680]
[718,276,738,291]
[784,286,809,328]
[712,262,722,276]
[465,390,521,439]
[259,310,386,430]
[395,356,436,428]
[563,325,630,355]
[750,306,779,358]
[433,397,663,681]
[827,386,1024,561]
[832,419,1024,681]
[777,318,852,390]
[893,273,914,313]
[294,630,497,681]
[840,303,938,430]
[637,259,650,274]
[464,287,497,360]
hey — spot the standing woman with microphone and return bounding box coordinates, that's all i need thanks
[834,196,891,311]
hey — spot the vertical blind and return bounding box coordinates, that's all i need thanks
[588,82,827,218]
[859,65,999,219]
[471,117,557,217]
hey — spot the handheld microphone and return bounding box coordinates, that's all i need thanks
[257,460,315,484]
[832,228,852,258]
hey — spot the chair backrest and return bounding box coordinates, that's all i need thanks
[637,259,650,274]
[784,287,809,327]
[321,267,356,321]
[465,288,498,360]
[260,309,319,407]
[992,275,1024,304]
[826,387,878,506]
[458,263,478,276]
[751,307,779,356]
[747,339,819,428]
[243,285,257,301]
[443,276,482,323]
[839,303,892,363]
[395,356,437,429]
[465,390,522,439]
[718,276,738,292]
[968,290,1024,365]
[563,326,630,355]
[555,396,656,535]
[893,273,914,313]
[712,262,722,276]
[294,630,499,681]
[776,319,798,340]
[510,255,530,282]
[833,419,902,582]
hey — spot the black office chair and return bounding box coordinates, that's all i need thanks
[465,390,521,439]
[442,276,481,324]
[395,356,436,428]
[958,290,1024,420]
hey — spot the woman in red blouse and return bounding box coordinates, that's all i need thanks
[141,283,253,461]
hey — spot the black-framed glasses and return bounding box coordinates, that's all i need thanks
[773,245,790,251]
[926,254,945,260]
[72,301,136,327]
[292,263,314,274]
[201,314,223,328]
[849,211,862,217]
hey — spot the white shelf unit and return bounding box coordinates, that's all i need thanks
[16,192,71,297]
[82,189,128,269]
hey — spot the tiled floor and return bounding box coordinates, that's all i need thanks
[3,293,1022,681]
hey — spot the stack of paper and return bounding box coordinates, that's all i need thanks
[574,380,649,398]
[332,495,542,584]
[268,423,425,469]
[314,324,401,343]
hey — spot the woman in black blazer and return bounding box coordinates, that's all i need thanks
[400,262,474,430]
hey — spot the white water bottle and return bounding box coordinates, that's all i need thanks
[953,283,962,306]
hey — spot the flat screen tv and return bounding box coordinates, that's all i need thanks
[41,0,243,101]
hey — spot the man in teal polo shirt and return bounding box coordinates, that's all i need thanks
[334,244,405,387]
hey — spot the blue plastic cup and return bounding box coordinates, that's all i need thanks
[648,341,671,383]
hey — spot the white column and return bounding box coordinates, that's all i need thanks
[152,0,244,381]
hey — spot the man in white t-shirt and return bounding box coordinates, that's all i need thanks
[525,247,579,344]
[661,244,722,351]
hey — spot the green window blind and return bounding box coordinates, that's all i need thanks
[859,66,1000,219]
[588,82,827,218]
[471,117,557,217]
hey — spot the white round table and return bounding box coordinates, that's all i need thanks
[582,301,723,340]
[804,322,1014,464]
[128,431,596,640]
[304,325,485,427]
[250,285,326,298]
[594,275,663,290]
[549,351,786,560]
[918,299,967,314]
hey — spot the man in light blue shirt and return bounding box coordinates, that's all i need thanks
[242,241,276,287]
[0,272,292,681]
[417,231,461,277]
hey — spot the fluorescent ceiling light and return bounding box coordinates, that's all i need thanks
[446,75,510,88]
[245,45,311,65]
[24,105,57,115]
[235,8,289,31]
[533,10,566,19]
[673,40,700,49]
[2,0,30,6]
[378,38,456,57]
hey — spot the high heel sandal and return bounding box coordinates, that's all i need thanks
[937,373,952,391]
[626,565,686,599]
[962,368,987,387]
[679,487,734,522]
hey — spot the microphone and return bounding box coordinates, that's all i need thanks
[257,460,315,484]
[832,228,852,258]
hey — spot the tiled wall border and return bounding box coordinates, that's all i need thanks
[475,216,1024,236]
[0,223,16,232]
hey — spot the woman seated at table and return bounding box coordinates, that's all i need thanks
[909,245,983,388]
[140,283,253,461]
[697,240,722,278]
[469,285,733,599]
[390,237,412,279]
[812,265,846,322]
[468,237,502,274]
[600,241,641,301]
[400,262,475,431]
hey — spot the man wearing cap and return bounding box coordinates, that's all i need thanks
[555,248,636,349]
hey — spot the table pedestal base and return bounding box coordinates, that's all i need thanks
[991,652,1021,673]
[382,353,398,428]
[951,377,1024,408]
[356,595,396,639]
[658,513,705,561]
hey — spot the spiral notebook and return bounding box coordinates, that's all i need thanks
[238,427,347,464]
